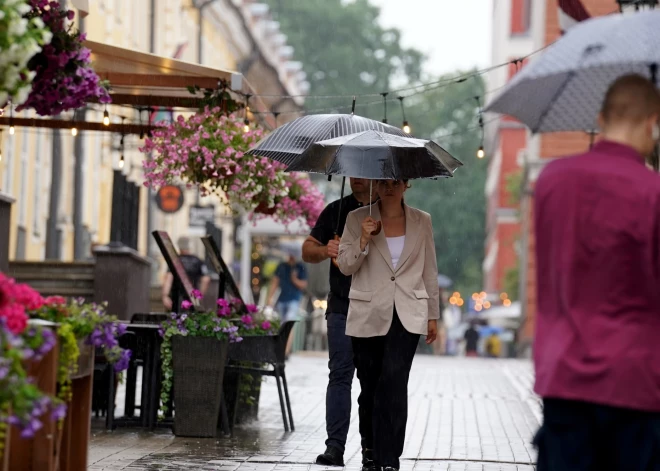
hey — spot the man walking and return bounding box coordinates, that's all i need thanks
[302,178,377,469]
[533,74,660,470]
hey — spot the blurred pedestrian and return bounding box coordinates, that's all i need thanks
[303,178,377,468]
[533,74,660,471]
[464,322,479,357]
[337,179,440,471]
[161,236,210,310]
[485,333,501,358]
[266,246,307,356]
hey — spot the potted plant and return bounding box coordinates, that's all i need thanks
[0,0,52,106]
[158,293,242,438]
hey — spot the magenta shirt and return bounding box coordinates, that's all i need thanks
[533,140,660,412]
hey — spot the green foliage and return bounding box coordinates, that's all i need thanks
[56,323,78,403]
[505,170,523,207]
[264,0,424,115]
[503,265,520,301]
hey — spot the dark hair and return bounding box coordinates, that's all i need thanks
[601,74,660,124]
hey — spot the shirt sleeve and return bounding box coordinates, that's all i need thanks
[297,264,308,281]
[309,204,334,245]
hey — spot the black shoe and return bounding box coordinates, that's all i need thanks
[362,449,377,471]
[316,446,344,466]
[383,467,398,471]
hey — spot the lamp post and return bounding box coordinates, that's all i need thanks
[616,0,657,11]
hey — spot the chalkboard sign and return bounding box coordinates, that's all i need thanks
[152,230,198,310]
[201,235,247,314]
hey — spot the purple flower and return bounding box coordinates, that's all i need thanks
[191,289,203,300]
[216,298,229,308]
[181,300,193,310]
[50,403,67,421]
[158,327,165,337]
[117,323,127,336]
[261,320,272,331]
[113,349,131,372]
[246,304,259,314]
[241,315,253,326]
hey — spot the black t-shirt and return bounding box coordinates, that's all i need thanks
[310,194,367,315]
[168,254,208,298]
[464,327,479,352]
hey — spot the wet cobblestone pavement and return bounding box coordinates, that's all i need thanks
[89,354,540,470]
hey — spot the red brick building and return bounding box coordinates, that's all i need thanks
[485,0,624,355]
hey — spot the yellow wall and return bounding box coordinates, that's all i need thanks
[1,0,243,262]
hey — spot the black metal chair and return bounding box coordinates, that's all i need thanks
[225,320,297,432]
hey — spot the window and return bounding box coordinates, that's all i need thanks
[511,0,532,35]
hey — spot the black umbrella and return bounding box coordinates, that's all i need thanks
[246,114,411,166]
[286,130,462,179]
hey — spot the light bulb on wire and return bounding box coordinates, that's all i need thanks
[9,125,14,136]
[243,93,252,133]
[243,118,250,133]
[71,126,78,137]
[119,154,125,169]
[477,146,485,159]
[8,102,14,135]
[402,121,411,134]
[398,96,411,134]
[103,109,110,126]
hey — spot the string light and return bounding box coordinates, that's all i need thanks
[243,93,252,133]
[9,103,14,135]
[71,110,78,136]
[103,106,110,126]
[398,96,410,134]
[381,92,388,124]
[119,154,125,169]
[475,96,485,158]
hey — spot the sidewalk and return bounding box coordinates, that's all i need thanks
[89,355,540,471]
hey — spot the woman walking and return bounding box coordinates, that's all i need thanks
[337,179,440,471]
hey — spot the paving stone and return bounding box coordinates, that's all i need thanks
[89,356,539,470]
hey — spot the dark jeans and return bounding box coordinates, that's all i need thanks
[535,398,660,471]
[352,310,420,469]
[325,312,355,453]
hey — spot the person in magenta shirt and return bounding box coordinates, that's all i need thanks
[533,74,660,471]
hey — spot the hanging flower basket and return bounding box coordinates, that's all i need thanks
[141,109,325,228]
[16,0,111,116]
[0,0,52,106]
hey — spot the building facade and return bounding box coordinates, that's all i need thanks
[485,0,625,354]
[0,0,307,276]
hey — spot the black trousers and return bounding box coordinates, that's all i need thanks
[351,310,420,469]
[534,398,660,471]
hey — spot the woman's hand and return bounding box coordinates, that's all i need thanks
[426,320,438,344]
[360,217,378,248]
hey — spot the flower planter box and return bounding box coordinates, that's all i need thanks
[222,369,262,426]
[172,336,228,438]
[1,427,9,471]
[72,342,94,380]
[228,335,280,364]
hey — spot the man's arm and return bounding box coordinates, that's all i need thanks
[198,263,211,295]
[266,276,280,306]
[302,236,334,263]
[162,272,174,310]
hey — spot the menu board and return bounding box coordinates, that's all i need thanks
[152,231,198,309]
[201,235,247,314]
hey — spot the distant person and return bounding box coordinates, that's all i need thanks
[266,247,307,356]
[485,333,501,358]
[464,323,479,357]
[161,236,210,310]
[533,74,660,471]
[303,178,378,469]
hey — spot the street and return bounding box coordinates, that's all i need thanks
[88,354,540,470]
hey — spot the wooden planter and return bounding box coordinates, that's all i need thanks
[8,336,94,471]
[172,336,229,438]
[1,425,9,471]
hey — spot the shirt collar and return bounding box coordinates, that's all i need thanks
[592,140,646,165]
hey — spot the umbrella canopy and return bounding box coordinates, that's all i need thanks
[285,130,463,180]
[246,114,411,166]
[485,10,660,133]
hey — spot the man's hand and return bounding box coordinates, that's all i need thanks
[326,239,340,258]
[162,295,173,311]
[426,320,438,344]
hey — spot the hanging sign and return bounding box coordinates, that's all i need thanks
[189,205,215,228]
[155,185,184,214]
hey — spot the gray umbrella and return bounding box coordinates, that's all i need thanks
[246,114,411,166]
[285,130,463,180]
[485,10,660,133]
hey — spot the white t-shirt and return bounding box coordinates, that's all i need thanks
[386,236,406,269]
